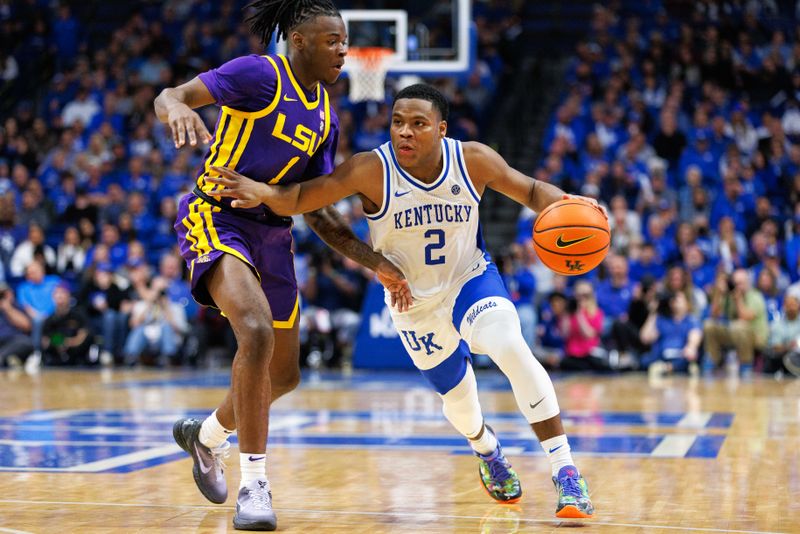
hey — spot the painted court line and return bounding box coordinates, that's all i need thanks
[651,434,698,457]
[0,499,785,534]
[0,528,34,534]
[677,413,713,428]
[62,445,182,472]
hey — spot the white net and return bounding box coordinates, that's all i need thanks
[346,48,395,102]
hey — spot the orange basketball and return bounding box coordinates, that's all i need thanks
[532,199,610,276]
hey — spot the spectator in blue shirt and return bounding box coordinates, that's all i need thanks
[16,260,61,350]
[640,291,703,377]
[596,254,634,324]
[710,177,752,234]
[501,244,537,349]
[629,243,667,283]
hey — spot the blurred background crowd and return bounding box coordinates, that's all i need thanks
[0,0,799,378]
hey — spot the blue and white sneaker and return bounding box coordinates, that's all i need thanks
[552,465,594,518]
[233,479,277,531]
[475,427,522,503]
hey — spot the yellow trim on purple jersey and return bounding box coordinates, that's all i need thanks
[272,294,300,329]
[278,54,321,110]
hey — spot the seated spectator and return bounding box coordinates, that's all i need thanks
[608,195,642,254]
[0,282,34,370]
[765,294,800,375]
[703,269,768,375]
[535,291,567,369]
[756,268,783,325]
[560,281,607,372]
[664,265,708,318]
[684,244,716,293]
[609,274,661,369]
[124,277,188,367]
[595,254,634,327]
[9,223,56,278]
[640,291,703,378]
[77,262,132,364]
[41,283,93,366]
[16,260,60,350]
[629,243,666,283]
[500,244,537,349]
[55,226,86,282]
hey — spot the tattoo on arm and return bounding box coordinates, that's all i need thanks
[303,207,381,271]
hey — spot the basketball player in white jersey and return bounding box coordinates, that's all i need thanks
[207,84,597,518]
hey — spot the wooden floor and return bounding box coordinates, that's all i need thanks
[0,367,798,534]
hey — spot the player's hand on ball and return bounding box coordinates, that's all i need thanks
[167,104,213,148]
[563,194,608,219]
[375,258,413,313]
[208,166,270,209]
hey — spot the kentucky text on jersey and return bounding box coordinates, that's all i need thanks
[393,204,473,230]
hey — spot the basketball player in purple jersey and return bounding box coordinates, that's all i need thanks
[154,1,410,530]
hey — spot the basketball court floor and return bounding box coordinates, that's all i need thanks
[0,367,797,533]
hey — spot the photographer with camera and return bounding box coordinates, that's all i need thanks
[559,281,607,372]
[122,265,188,367]
[703,269,768,375]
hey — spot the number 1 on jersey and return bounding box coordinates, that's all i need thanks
[424,229,445,265]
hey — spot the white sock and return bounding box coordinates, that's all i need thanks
[198,410,234,449]
[541,435,574,477]
[240,453,268,488]
[468,423,499,456]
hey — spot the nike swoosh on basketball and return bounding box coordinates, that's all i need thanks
[283,95,298,102]
[529,397,545,409]
[394,190,411,197]
[195,442,213,474]
[555,234,595,248]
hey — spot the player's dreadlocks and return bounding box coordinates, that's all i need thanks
[246,0,341,45]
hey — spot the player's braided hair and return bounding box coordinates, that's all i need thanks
[245,0,340,45]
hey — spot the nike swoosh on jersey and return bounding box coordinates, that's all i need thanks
[555,234,595,248]
[283,95,298,102]
[194,442,213,474]
[394,190,411,197]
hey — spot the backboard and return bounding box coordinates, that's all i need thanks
[273,0,474,77]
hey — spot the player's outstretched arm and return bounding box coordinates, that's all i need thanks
[462,142,605,216]
[154,77,214,148]
[208,152,384,215]
[304,207,412,312]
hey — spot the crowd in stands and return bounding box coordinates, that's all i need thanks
[512,1,800,377]
[0,0,510,371]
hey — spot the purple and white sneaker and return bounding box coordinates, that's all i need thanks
[172,417,230,504]
[234,479,277,531]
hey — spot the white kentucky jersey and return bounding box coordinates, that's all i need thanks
[366,138,487,304]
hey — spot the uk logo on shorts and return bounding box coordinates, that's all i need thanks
[400,330,443,355]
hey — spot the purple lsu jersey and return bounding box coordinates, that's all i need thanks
[175,54,339,327]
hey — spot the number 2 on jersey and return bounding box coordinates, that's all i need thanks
[424,229,445,265]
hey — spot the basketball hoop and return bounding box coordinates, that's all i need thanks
[346,47,395,102]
